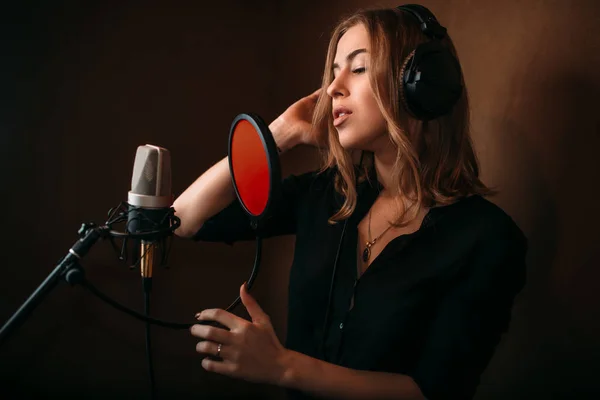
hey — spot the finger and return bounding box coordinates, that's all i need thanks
[195,341,227,359]
[190,324,233,344]
[309,88,321,99]
[195,308,243,330]
[240,283,269,325]
[202,357,239,377]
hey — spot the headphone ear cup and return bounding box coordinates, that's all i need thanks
[401,40,463,120]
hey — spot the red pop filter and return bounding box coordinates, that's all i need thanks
[228,113,281,228]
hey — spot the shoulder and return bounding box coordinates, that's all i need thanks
[458,196,529,279]
[439,194,528,253]
[470,195,526,242]
[281,167,337,193]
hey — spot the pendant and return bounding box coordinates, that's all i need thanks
[362,245,371,262]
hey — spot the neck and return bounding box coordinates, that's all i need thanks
[371,145,420,210]
[373,146,397,196]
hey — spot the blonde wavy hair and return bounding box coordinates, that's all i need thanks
[311,7,495,226]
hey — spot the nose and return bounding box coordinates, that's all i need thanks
[326,71,349,98]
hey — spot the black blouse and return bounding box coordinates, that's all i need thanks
[193,168,528,400]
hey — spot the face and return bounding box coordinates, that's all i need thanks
[327,24,389,152]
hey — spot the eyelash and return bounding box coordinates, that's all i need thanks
[332,67,366,79]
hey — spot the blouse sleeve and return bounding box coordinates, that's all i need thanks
[410,221,528,400]
[191,170,321,245]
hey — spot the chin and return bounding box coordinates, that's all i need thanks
[340,143,365,152]
[338,139,362,151]
[338,125,390,152]
[338,132,373,152]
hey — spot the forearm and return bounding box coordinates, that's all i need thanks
[173,157,236,238]
[280,350,425,400]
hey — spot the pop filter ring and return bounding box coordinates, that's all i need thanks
[228,113,282,230]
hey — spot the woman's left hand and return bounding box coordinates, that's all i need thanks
[190,283,291,386]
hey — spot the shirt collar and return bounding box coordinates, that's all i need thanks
[354,168,454,229]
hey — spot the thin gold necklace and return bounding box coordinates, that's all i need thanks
[362,208,393,263]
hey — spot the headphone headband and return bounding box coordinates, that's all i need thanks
[396,4,447,39]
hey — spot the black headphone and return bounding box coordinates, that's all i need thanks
[396,4,463,121]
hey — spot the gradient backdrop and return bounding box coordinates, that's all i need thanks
[1,0,599,399]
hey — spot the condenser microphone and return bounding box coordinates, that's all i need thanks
[127,144,174,283]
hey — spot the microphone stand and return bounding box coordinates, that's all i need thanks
[0,202,263,399]
[0,223,108,347]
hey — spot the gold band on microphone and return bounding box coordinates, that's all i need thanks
[140,242,155,278]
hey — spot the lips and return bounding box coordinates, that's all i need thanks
[333,106,352,127]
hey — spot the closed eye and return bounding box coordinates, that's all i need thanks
[352,67,366,74]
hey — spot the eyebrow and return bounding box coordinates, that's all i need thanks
[332,48,367,70]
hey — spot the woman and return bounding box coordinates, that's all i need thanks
[174,5,527,400]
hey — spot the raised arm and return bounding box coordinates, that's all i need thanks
[173,89,321,238]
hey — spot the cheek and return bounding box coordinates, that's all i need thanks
[358,88,384,121]
[363,100,386,129]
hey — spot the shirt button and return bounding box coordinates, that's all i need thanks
[339,322,344,330]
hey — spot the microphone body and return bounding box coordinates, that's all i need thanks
[127,145,173,279]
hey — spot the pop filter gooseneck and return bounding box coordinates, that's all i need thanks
[224,113,281,310]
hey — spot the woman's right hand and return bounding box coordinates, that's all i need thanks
[269,89,323,152]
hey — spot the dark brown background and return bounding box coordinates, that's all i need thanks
[1,0,599,399]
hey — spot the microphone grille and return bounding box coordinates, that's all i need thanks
[131,145,171,197]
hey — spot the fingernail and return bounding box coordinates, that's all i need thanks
[195,312,202,320]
